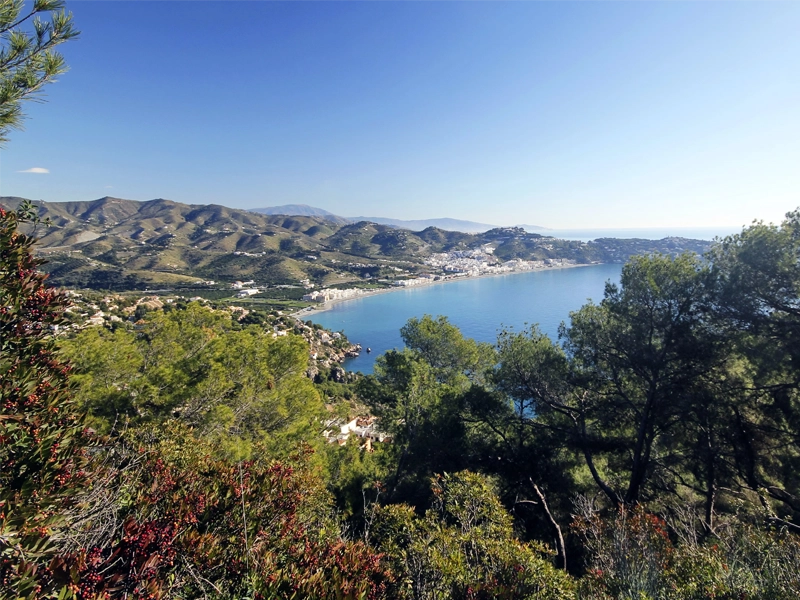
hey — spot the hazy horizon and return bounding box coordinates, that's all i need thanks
[1,2,798,229]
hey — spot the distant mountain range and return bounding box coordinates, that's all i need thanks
[250,204,336,217]
[249,204,548,233]
[0,195,712,292]
[349,216,499,233]
[249,204,350,225]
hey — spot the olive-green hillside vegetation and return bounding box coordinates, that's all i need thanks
[1,195,713,293]
[5,198,800,598]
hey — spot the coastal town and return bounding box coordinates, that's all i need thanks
[10,194,714,312]
[424,245,579,277]
[299,246,581,306]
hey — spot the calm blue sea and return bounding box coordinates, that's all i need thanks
[309,264,623,374]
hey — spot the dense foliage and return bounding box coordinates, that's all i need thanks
[352,214,800,596]
[5,5,798,596]
[369,471,575,600]
[0,202,91,596]
[60,304,323,461]
[7,191,800,598]
[0,203,395,600]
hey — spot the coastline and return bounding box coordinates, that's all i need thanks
[290,262,599,319]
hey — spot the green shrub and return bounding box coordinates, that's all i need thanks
[371,471,575,600]
[573,501,800,600]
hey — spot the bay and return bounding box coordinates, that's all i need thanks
[309,263,623,374]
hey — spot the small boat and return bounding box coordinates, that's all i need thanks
[366,347,372,353]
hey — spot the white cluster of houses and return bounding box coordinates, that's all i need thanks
[322,416,391,450]
[302,288,366,303]
[392,274,438,287]
[425,250,578,276]
[425,247,497,275]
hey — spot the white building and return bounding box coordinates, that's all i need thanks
[303,288,365,302]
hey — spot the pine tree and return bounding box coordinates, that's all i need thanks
[0,0,78,144]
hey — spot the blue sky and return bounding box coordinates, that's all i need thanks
[1,1,798,228]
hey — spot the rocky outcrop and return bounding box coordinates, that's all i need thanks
[292,319,362,370]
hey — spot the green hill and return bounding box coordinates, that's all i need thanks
[0,196,714,292]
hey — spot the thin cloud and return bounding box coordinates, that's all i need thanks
[18,167,49,174]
